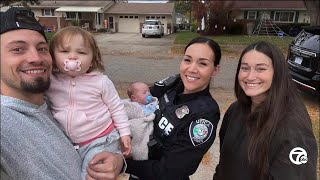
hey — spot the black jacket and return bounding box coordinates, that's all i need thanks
[126,75,220,180]
[213,102,318,180]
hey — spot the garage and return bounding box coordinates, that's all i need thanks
[145,16,169,34]
[118,15,140,33]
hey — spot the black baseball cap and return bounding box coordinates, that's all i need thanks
[0,7,47,41]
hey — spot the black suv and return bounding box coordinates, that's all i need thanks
[287,26,320,96]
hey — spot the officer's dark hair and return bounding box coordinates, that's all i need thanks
[184,37,221,66]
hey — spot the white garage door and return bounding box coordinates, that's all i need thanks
[119,16,140,33]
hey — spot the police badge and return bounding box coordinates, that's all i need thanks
[189,119,214,146]
[175,105,189,119]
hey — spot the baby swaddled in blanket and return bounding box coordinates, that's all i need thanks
[122,82,158,160]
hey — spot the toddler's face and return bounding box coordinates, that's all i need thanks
[132,83,150,105]
[54,34,93,77]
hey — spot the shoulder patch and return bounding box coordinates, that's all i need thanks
[155,75,179,87]
[189,119,214,146]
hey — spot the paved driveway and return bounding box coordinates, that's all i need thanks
[95,32,176,56]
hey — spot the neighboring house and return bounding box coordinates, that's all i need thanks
[230,1,309,24]
[176,13,187,25]
[7,1,175,34]
[105,3,175,34]
[26,1,114,32]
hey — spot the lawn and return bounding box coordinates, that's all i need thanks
[172,31,294,56]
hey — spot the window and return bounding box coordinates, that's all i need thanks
[120,16,123,18]
[151,16,155,19]
[135,16,138,19]
[146,16,150,19]
[161,16,165,19]
[274,11,295,22]
[125,16,128,18]
[43,9,52,16]
[247,11,257,20]
[66,12,81,20]
[129,16,133,18]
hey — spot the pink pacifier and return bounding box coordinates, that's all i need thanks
[64,60,81,72]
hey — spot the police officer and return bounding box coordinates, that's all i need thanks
[126,37,222,180]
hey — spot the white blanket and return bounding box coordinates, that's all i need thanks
[122,99,156,160]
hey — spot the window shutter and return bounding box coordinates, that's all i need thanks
[244,11,248,19]
[295,11,299,23]
[42,9,44,16]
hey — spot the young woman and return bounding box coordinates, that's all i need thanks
[213,41,317,180]
[125,37,222,180]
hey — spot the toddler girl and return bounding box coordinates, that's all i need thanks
[46,26,131,179]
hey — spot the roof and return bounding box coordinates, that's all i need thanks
[229,1,306,10]
[55,7,103,13]
[106,3,175,15]
[28,1,112,8]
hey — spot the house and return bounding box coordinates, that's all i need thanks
[105,3,175,34]
[8,1,175,34]
[25,1,114,32]
[230,0,309,24]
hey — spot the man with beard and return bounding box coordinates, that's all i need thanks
[0,7,124,180]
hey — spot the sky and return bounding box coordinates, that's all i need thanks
[128,0,168,3]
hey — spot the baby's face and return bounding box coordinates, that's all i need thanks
[132,83,150,105]
[54,34,93,77]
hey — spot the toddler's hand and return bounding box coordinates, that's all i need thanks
[121,135,132,157]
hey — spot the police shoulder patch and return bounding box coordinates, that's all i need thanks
[189,118,214,146]
[155,74,179,87]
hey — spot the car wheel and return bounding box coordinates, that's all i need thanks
[142,34,145,38]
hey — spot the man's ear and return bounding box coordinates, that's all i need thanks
[211,65,220,77]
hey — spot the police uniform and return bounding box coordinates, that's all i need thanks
[126,75,220,180]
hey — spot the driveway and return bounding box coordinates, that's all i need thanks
[94,32,238,180]
[95,32,176,57]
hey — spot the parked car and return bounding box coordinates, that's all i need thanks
[142,20,164,38]
[287,26,320,96]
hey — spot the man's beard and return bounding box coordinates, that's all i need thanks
[21,77,50,94]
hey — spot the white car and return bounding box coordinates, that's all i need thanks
[142,20,164,38]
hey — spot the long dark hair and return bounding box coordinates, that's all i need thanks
[234,41,313,179]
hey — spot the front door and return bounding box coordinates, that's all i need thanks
[108,16,114,31]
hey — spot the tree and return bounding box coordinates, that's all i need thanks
[1,0,40,7]
[203,0,236,35]
[169,0,192,25]
[303,0,320,26]
[192,0,205,30]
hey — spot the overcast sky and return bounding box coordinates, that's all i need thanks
[128,0,168,3]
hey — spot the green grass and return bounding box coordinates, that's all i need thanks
[173,31,294,55]
[45,32,55,41]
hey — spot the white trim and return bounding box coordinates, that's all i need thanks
[55,6,103,13]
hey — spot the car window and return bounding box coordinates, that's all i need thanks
[294,30,320,52]
[145,21,160,25]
